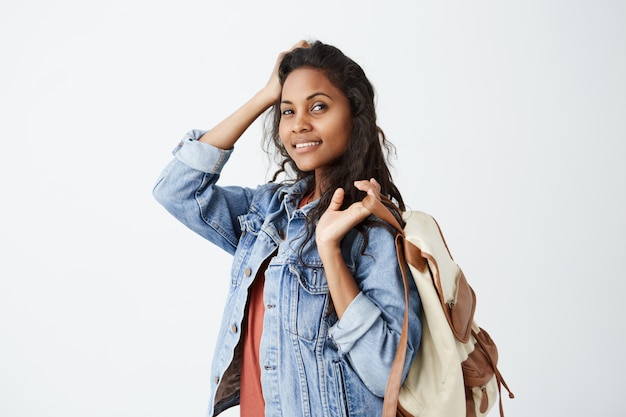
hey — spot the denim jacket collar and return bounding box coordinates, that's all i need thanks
[278,177,319,219]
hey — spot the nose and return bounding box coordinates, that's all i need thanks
[292,113,311,133]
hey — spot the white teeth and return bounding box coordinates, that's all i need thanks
[295,141,321,149]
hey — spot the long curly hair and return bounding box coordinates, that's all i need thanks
[263,40,405,238]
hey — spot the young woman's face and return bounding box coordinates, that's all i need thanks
[279,67,352,174]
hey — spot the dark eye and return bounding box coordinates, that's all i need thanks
[311,103,327,112]
[281,108,294,116]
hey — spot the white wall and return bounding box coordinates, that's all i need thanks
[1,1,624,416]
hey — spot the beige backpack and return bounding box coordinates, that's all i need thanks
[362,196,514,417]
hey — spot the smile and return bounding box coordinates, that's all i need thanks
[295,141,322,149]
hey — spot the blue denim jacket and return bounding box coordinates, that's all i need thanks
[153,130,421,417]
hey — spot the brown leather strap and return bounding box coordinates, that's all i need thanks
[362,195,404,234]
[404,239,428,274]
[382,233,411,417]
[472,329,515,417]
[362,196,413,417]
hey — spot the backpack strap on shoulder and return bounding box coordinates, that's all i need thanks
[363,195,417,417]
[362,195,404,234]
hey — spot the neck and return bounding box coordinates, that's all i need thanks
[313,169,328,201]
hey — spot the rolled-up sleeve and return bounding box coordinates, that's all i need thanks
[153,130,254,254]
[172,129,233,174]
[328,292,381,353]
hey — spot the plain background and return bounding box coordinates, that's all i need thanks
[1,1,624,416]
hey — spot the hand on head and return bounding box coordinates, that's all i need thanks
[264,40,311,102]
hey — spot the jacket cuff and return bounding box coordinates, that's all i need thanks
[172,129,233,174]
[329,292,381,354]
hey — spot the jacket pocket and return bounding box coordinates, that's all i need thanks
[286,264,329,341]
[331,361,350,417]
[238,212,263,237]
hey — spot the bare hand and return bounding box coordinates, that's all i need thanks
[263,40,310,102]
[316,178,381,248]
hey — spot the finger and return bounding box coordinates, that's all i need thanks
[353,179,371,192]
[353,179,381,197]
[328,188,344,211]
[368,178,381,196]
[296,40,311,48]
[274,40,311,75]
[288,40,310,52]
[346,201,373,224]
[277,41,308,64]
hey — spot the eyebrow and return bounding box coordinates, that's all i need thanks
[281,92,332,104]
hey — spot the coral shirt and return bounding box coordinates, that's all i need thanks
[240,195,309,416]
[239,267,267,416]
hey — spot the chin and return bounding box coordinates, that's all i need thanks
[294,166,315,174]
[291,160,317,173]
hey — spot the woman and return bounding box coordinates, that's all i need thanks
[153,40,421,417]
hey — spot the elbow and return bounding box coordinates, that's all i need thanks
[152,176,172,211]
[152,178,167,205]
[368,378,389,399]
[152,160,187,212]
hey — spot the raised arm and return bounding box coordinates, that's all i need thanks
[316,178,382,318]
[154,41,311,253]
[199,40,310,150]
[316,179,421,396]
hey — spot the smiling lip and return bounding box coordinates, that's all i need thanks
[294,141,322,149]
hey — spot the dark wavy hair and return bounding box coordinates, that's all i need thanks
[264,40,405,238]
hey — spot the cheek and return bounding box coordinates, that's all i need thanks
[278,126,295,158]
[278,121,289,146]
[338,116,353,146]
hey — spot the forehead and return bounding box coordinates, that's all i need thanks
[281,67,342,98]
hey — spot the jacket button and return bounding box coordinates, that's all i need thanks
[244,267,252,277]
[214,376,219,385]
[231,324,237,333]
